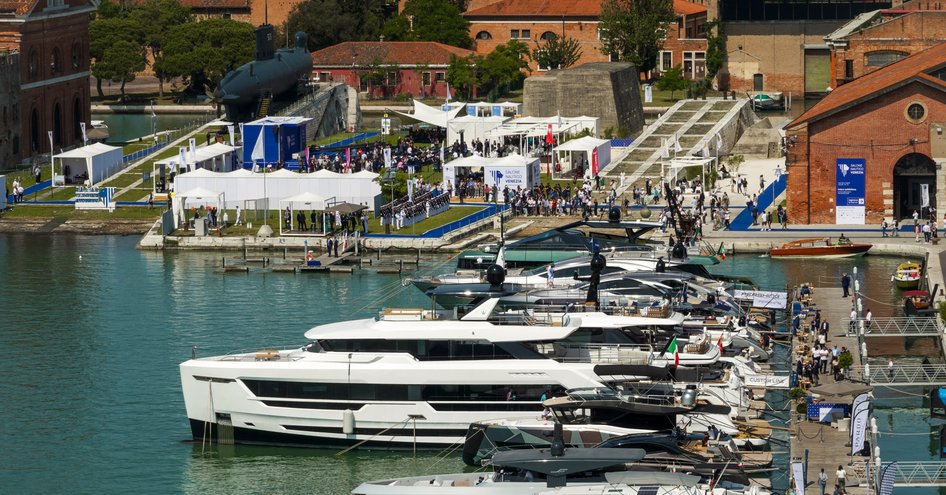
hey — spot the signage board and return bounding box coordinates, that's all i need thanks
[836,158,866,224]
[743,374,790,389]
[733,289,788,309]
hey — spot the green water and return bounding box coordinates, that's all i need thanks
[0,235,937,494]
[91,113,211,145]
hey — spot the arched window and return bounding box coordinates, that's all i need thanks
[50,47,60,75]
[73,97,82,141]
[866,50,908,67]
[28,49,38,79]
[540,31,557,41]
[72,42,81,69]
[30,107,39,151]
[475,31,492,40]
[52,102,62,145]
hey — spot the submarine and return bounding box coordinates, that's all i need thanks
[215,24,313,122]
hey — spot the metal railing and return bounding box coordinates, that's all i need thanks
[843,317,943,337]
[851,461,946,487]
[856,363,946,386]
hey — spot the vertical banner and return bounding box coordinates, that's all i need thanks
[491,105,502,117]
[383,147,392,168]
[591,147,599,175]
[836,157,866,224]
[850,398,871,456]
[227,125,235,147]
[922,183,930,208]
[79,122,87,145]
[188,138,197,171]
[178,147,187,172]
[879,462,897,495]
[644,84,653,103]
[791,462,806,495]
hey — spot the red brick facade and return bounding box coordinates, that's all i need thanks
[0,0,93,165]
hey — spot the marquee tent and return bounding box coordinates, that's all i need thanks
[173,186,225,230]
[174,168,382,210]
[54,142,123,185]
[554,136,611,179]
[483,153,541,191]
[278,191,328,235]
[660,156,718,188]
[241,116,311,165]
[393,99,465,128]
[442,155,492,191]
[447,116,509,147]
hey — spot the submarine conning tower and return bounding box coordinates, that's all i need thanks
[255,24,275,61]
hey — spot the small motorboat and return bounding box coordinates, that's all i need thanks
[769,237,872,258]
[903,289,934,315]
[894,261,923,289]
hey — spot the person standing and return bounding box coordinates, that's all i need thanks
[836,465,846,489]
[865,308,872,331]
[361,212,368,234]
[841,272,851,297]
[893,217,900,237]
[818,468,828,495]
[850,308,857,332]
[235,205,242,226]
[881,218,888,237]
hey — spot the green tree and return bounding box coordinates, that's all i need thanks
[598,0,675,76]
[446,54,479,100]
[704,19,726,86]
[656,66,687,100]
[286,0,383,52]
[131,0,192,98]
[90,17,145,98]
[382,0,472,49]
[161,18,255,95]
[477,40,529,100]
[531,34,582,70]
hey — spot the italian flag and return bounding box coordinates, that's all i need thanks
[666,337,680,366]
[718,242,726,260]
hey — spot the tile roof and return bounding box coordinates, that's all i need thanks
[176,0,250,8]
[788,42,946,128]
[0,0,35,15]
[463,0,705,17]
[311,42,476,67]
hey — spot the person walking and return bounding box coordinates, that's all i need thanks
[836,465,846,490]
[841,272,851,297]
[881,218,888,237]
[865,308,872,331]
[893,217,900,237]
[818,468,828,495]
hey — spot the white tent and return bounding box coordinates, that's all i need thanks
[279,191,328,235]
[173,186,225,230]
[660,156,718,189]
[484,153,541,191]
[554,136,611,179]
[154,142,239,174]
[447,116,509,147]
[393,99,466,128]
[54,142,123,185]
[443,155,492,191]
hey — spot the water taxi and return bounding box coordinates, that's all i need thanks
[893,261,922,289]
[769,237,871,258]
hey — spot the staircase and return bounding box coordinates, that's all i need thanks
[255,91,273,119]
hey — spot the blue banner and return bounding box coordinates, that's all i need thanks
[836,157,866,224]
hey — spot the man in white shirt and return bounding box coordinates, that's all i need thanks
[849,309,857,332]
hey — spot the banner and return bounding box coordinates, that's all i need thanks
[836,157,866,224]
[644,84,653,103]
[879,462,896,495]
[743,374,790,389]
[850,398,871,456]
[79,122,87,145]
[491,105,502,117]
[591,147,599,175]
[383,147,392,168]
[188,138,197,171]
[922,183,930,208]
[227,125,235,147]
[733,289,788,309]
[178,147,188,170]
[792,461,806,494]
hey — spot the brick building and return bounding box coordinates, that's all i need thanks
[826,8,946,90]
[174,0,251,22]
[784,42,946,225]
[310,41,474,99]
[462,0,708,76]
[0,0,94,167]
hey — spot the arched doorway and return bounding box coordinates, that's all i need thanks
[893,153,936,220]
[52,103,62,146]
[30,107,39,151]
[73,97,82,143]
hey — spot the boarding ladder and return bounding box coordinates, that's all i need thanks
[256,91,273,118]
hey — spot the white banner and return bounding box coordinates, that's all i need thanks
[383,147,392,168]
[792,462,806,494]
[743,374,790,389]
[227,125,235,147]
[188,138,197,170]
[79,121,87,144]
[879,462,897,495]
[733,289,788,309]
[922,183,930,208]
[850,399,871,456]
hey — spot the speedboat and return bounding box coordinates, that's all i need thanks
[903,289,935,315]
[893,261,922,289]
[769,237,871,258]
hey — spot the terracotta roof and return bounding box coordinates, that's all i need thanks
[788,42,946,128]
[311,42,475,67]
[464,0,705,17]
[176,0,249,8]
[0,0,35,15]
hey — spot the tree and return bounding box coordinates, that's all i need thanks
[656,66,687,100]
[704,19,726,86]
[446,54,478,100]
[131,0,192,98]
[161,18,255,95]
[598,0,675,76]
[90,17,145,98]
[382,0,472,49]
[531,34,582,70]
[477,40,529,100]
[286,0,383,52]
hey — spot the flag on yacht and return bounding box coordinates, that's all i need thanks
[717,337,724,353]
[666,337,679,366]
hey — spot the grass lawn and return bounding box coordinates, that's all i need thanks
[641,87,729,107]
[366,205,484,236]
[3,204,163,220]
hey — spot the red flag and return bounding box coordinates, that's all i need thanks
[545,123,554,145]
[591,147,599,175]
[717,337,724,353]
[345,147,351,168]
[674,351,680,366]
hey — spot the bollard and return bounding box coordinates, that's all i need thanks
[417,248,420,265]
[222,256,226,268]
[399,259,403,273]
[854,280,860,293]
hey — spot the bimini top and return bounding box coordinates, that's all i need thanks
[303,315,580,342]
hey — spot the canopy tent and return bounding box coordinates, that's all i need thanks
[660,156,718,190]
[442,155,493,192]
[446,116,509,147]
[278,191,329,235]
[173,186,225,231]
[553,136,611,179]
[461,101,521,117]
[241,116,311,165]
[483,116,597,160]
[53,142,123,185]
[483,153,541,191]
[173,168,381,210]
[393,99,465,128]
[153,143,241,194]
[326,202,367,215]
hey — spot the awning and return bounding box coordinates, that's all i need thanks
[393,99,465,128]
[326,202,367,215]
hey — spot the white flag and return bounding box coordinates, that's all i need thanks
[715,133,722,151]
[178,147,187,170]
[251,126,266,162]
[660,138,669,159]
[674,132,683,153]
[79,122,87,145]
[922,183,930,207]
[383,147,392,168]
[188,138,197,171]
[791,462,805,495]
[702,140,710,158]
[227,125,235,147]
[850,399,870,456]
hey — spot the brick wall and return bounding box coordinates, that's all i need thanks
[786,81,946,224]
[830,12,946,89]
[469,18,606,72]
[313,67,452,99]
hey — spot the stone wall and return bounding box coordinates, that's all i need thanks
[0,52,21,170]
[523,62,644,136]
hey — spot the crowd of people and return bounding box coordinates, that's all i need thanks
[378,179,449,229]
[282,207,370,235]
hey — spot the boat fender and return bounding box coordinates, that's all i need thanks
[342,409,355,435]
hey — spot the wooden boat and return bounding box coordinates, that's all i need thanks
[903,290,932,315]
[894,261,922,289]
[769,237,872,258]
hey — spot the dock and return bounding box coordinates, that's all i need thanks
[790,286,869,494]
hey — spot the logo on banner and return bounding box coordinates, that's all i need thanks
[838,163,850,177]
[836,158,866,224]
[491,170,504,185]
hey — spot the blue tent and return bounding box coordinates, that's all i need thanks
[242,116,311,166]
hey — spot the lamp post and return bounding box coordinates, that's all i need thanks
[151,99,157,144]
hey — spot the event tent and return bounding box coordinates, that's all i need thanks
[554,136,611,179]
[462,101,521,117]
[154,143,240,175]
[442,155,492,191]
[660,156,718,188]
[173,186,225,230]
[54,142,123,185]
[393,99,465,128]
[278,191,328,235]
[447,116,509,147]
[174,168,382,210]
[484,153,541,191]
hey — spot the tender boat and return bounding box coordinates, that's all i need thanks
[903,289,935,316]
[768,237,871,258]
[893,261,922,289]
